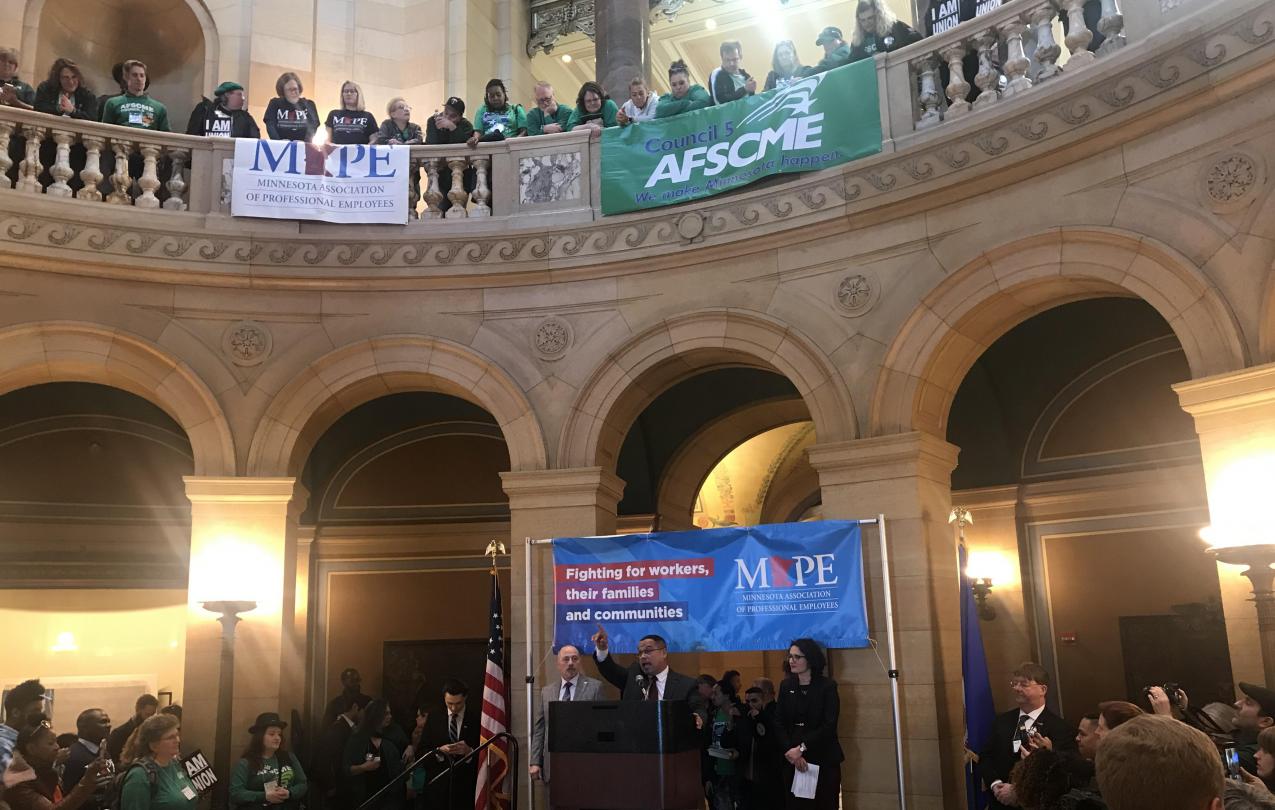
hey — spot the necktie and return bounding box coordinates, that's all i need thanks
[646,679,658,701]
[562,681,573,701]
[450,713,460,742]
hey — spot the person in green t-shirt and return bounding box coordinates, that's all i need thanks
[526,81,573,136]
[119,714,199,810]
[655,60,711,119]
[229,713,308,810]
[467,78,527,146]
[565,81,619,132]
[100,60,169,131]
[706,680,741,810]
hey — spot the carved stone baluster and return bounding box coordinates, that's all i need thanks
[445,155,469,218]
[1031,4,1063,82]
[407,157,421,219]
[77,135,105,201]
[1097,0,1126,56]
[914,56,943,130]
[939,43,971,119]
[47,130,76,197]
[107,139,133,204]
[470,155,491,216]
[1060,0,1095,68]
[163,149,188,211]
[17,125,47,193]
[972,30,1002,111]
[999,21,1032,98]
[421,158,443,219]
[0,121,14,189]
[136,144,162,209]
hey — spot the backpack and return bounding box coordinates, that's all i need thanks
[105,758,160,810]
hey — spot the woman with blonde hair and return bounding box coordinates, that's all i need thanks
[119,714,199,810]
[377,97,422,144]
[848,0,921,61]
[325,80,379,145]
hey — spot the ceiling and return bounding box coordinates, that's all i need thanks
[531,0,914,97]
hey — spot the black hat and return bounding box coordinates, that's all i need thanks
[1240,683,1275,718]
[248,712,287,734]
[445,96,465,115]
[815,26,844,46]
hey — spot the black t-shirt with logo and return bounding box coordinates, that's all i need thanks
[325,109,379,144]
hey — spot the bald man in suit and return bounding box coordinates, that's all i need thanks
[530,645,603,790]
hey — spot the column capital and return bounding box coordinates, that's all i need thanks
[183,476,309,513]
[500,467,625,509]
[1175,362,1275,430]
[807,432,960,487]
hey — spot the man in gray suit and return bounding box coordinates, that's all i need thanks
[530,644,603,786]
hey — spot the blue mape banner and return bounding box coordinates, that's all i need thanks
[552,521,869,653]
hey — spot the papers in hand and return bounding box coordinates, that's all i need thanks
[791,762,820,799]
[707,746,735,760]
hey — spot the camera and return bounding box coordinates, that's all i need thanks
[1144,682,1182,707]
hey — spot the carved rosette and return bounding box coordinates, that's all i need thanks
[834,272,877,317]
[532,316,574,361]
[222,320,272,367]
[1198,150,1265,212]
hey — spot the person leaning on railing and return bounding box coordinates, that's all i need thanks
[708,40,756,105]
[565,81,618,133]
[803,27,853,77]
[0,47,35,112]
[615,77,658,126]
[467,78,526,146]
[265,72,319,142]
[654,60,711,119]
[325,81,379,146]
[34,58,96,120]
[377,98,422,145]
[764,40,805,91]
[848,0,922,61]
[186,81,260,139]
[526,81,572,136]
[424,96,476,215]
[99,60,168,131]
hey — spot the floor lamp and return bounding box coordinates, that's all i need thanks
[202,600,257,810]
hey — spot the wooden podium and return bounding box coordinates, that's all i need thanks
[546,699,702,809]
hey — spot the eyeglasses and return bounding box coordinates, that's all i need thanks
[1010,679,1040,688]
[637,647,665,656]
[787,653,806,661]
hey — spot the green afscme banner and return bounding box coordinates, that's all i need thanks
[600,59,881,215]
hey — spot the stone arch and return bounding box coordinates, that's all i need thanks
[870,228,1249,437]
[0,321,235,475]
[247,335,548,477]
[654,396,809,530]
[22,0,220,113]
[559,309,857,471]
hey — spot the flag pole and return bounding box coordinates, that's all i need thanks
[523,536,535,810]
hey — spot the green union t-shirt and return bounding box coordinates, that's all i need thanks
[102,93,170,132]
[121,760,199,810]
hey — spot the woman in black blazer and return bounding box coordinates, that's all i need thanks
[774,637,843,809]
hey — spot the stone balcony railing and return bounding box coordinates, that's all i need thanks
[0,0,1265,279]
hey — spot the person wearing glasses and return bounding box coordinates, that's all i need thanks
[983,662,1077,809]
[775,638,842,809]
[118,714,199,810]
[3,718,110,810]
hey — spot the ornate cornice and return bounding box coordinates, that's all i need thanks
[0,0,1270,289]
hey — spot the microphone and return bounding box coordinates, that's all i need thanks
[635,673,648,698]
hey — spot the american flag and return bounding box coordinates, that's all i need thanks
[474,571,510,810]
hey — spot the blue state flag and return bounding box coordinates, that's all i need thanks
[961,544,997,810]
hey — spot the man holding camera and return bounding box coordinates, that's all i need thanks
[1151,681,1275,776]
[982,662,1077,809]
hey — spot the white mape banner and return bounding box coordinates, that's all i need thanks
[231,139,411,224]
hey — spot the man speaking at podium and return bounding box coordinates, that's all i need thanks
[591,625,704,712]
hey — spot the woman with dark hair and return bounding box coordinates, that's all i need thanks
[655,60,710,119]
[265,72,319,142]
[467,78,526,145]
[774,638,842,809]
[1243,726,1275,794]
[1095,701,1143,743]
[34,58,96,119]
[1008,750,1103,810]
[2,720,107,810]
[566,81,618,132]
[118,714,199,810]
[229,713,308,810]
[343,700,402,810]
[764,41,805,91]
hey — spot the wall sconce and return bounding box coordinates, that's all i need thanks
[969,577,996,621]
[965,550,1012,622]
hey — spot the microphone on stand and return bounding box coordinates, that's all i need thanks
[635,673,649,699]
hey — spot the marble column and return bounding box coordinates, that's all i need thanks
[595,0,651,105]
[806,432,964,809]
[500,467,626,807]
[179,477,309,771]
[1175,363,1275,687]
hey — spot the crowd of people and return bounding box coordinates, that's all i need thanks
[966,662,1275,810]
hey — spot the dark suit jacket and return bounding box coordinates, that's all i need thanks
[420,709,480,810]
[773,677,844,766]
[311,717,354,798]
[105,717,139,764]
[592,652,702,709]
[982,706,1077,805]
[61,740,109,809]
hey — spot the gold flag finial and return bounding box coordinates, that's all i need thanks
[485,539,507,559]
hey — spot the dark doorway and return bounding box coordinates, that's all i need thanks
[382,639,489,734]
[1120,605,1234,710]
